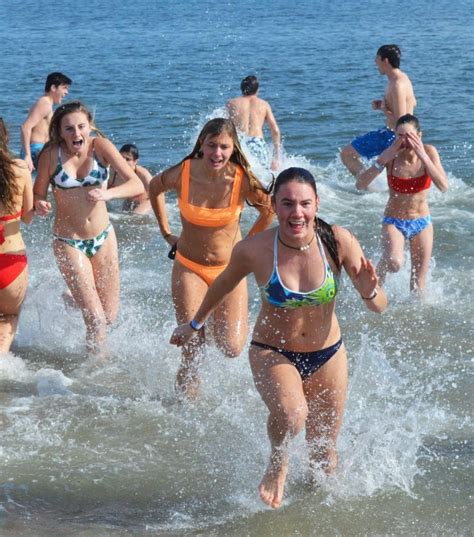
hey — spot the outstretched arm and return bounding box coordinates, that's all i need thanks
[335,226,388,313]
[170,241,254,345]
[355,136,403,190]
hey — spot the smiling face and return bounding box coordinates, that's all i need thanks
[59,111,91,153]
[273,180,319,238]
[200,132,234,171]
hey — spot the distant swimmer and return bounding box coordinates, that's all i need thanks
[109,144,153,214]
[341,45,417,177]
[149,118,273,399]
[20,72,72,173]
[226,75,281,170]
[33,101,144,355]
[0,118,34,353]
[170,167,387,508]
[356,114,448,295]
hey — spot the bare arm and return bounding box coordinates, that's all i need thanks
[407,137,448,192]
[355,137,403,190]
[335,226,388,313]
[20,98,51,171]
[14,160,34,224]
[265,103,281,169]
[137,165,153,194]
[90,138,144,201]
[32,148,53,216]
[246,187,274,237]
[149,166,180,244]
[170,240,254,345]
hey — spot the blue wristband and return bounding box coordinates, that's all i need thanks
[190,319,204,331]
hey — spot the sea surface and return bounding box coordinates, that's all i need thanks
[0,1,473,535]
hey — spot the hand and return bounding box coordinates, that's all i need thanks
[372,99,383,110]
[87,188,112,202]
[24,155,35,172]
[351,257,378,299]
[34,200,52,216]
[404,132,428,160]
[379,136,404,164]
[170,323,200,347]
[165,233,179,247]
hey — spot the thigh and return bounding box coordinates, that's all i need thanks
[0,267,28,315]
[410,223,433,270]
[249,344,306,415]
[171,258,209,324]
[212,278,248,352]
[381,222,405,260]
[53,240,104,315]
[90,228,120,323]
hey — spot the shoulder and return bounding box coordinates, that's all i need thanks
[332,224,358,251]
[235,226,274,257]
[136,164,152,180]
[423,144,438,157]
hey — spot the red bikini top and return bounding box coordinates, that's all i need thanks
[387,161,432,194]
[0,210,22,245]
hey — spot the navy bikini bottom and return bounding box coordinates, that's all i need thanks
[250,338,343,380]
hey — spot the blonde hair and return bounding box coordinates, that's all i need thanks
[0,118,20,214]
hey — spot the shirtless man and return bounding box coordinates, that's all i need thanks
[108,144,153,214]
[226,75,281,170]
[340,45,416,177]
[20,72,72,172]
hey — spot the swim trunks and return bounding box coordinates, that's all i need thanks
[20,143,44,169]
[239,134,270,168]
[351,127,395,160]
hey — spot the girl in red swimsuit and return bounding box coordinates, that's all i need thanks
[150,118,274,398]
[356,114,448,294]
[0,118,34,353]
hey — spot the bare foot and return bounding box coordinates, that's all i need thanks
[175,366,200,400]
[258,449,289,508]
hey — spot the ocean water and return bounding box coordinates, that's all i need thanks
[0,1,473,535]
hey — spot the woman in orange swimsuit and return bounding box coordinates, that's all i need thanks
[356,114,448,294]
[0,118,34,353]
[150,118,274,398]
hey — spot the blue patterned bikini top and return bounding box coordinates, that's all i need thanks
[260,231,338,309]
[50,141,109,189]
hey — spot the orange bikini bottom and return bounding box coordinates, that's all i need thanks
[175,251,226,286]
[0,253,28,289]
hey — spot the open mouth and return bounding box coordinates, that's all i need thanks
[72,140,83,149]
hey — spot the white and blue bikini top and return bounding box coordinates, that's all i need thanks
[49,140,109,189]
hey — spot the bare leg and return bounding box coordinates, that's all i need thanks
[212,277,248,357]
[249,345,308,508]
[53,241,108,354]
[409,223,433,295]
[171,260,209,399]
[377,223,405,286]
[0,267,28,353]
[340,144,364,177]
[303,346,348,476]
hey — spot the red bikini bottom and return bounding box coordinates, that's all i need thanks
[0,253,28,289]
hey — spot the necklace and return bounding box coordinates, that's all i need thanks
[278,232,315,251]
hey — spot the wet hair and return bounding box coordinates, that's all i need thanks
[48,100,104,147]
[182,117,265,193]
[45,72,72,92]
[120,143,139,160]
[0,118,20,214]
[240,75,259,96]
[396,113,421,132]
[376,45,401,69]
[272,167,341,271]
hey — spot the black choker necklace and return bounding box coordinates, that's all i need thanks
[278,232,315,251]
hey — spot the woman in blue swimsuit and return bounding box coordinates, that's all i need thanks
[170,167,387,509]
[34,101,144,354]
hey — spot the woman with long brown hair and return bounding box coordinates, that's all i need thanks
[0,118,34,353]
[33,101,144,354]
[150,118,274,398]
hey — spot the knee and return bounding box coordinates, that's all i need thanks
[278,402,309,437]
[219,342,245,359]
[385,255,404,273]
[340,144,356,162]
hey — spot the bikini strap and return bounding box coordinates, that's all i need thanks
[229,165,244,208]
[273,230,279,267]
[180,159,191,202]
